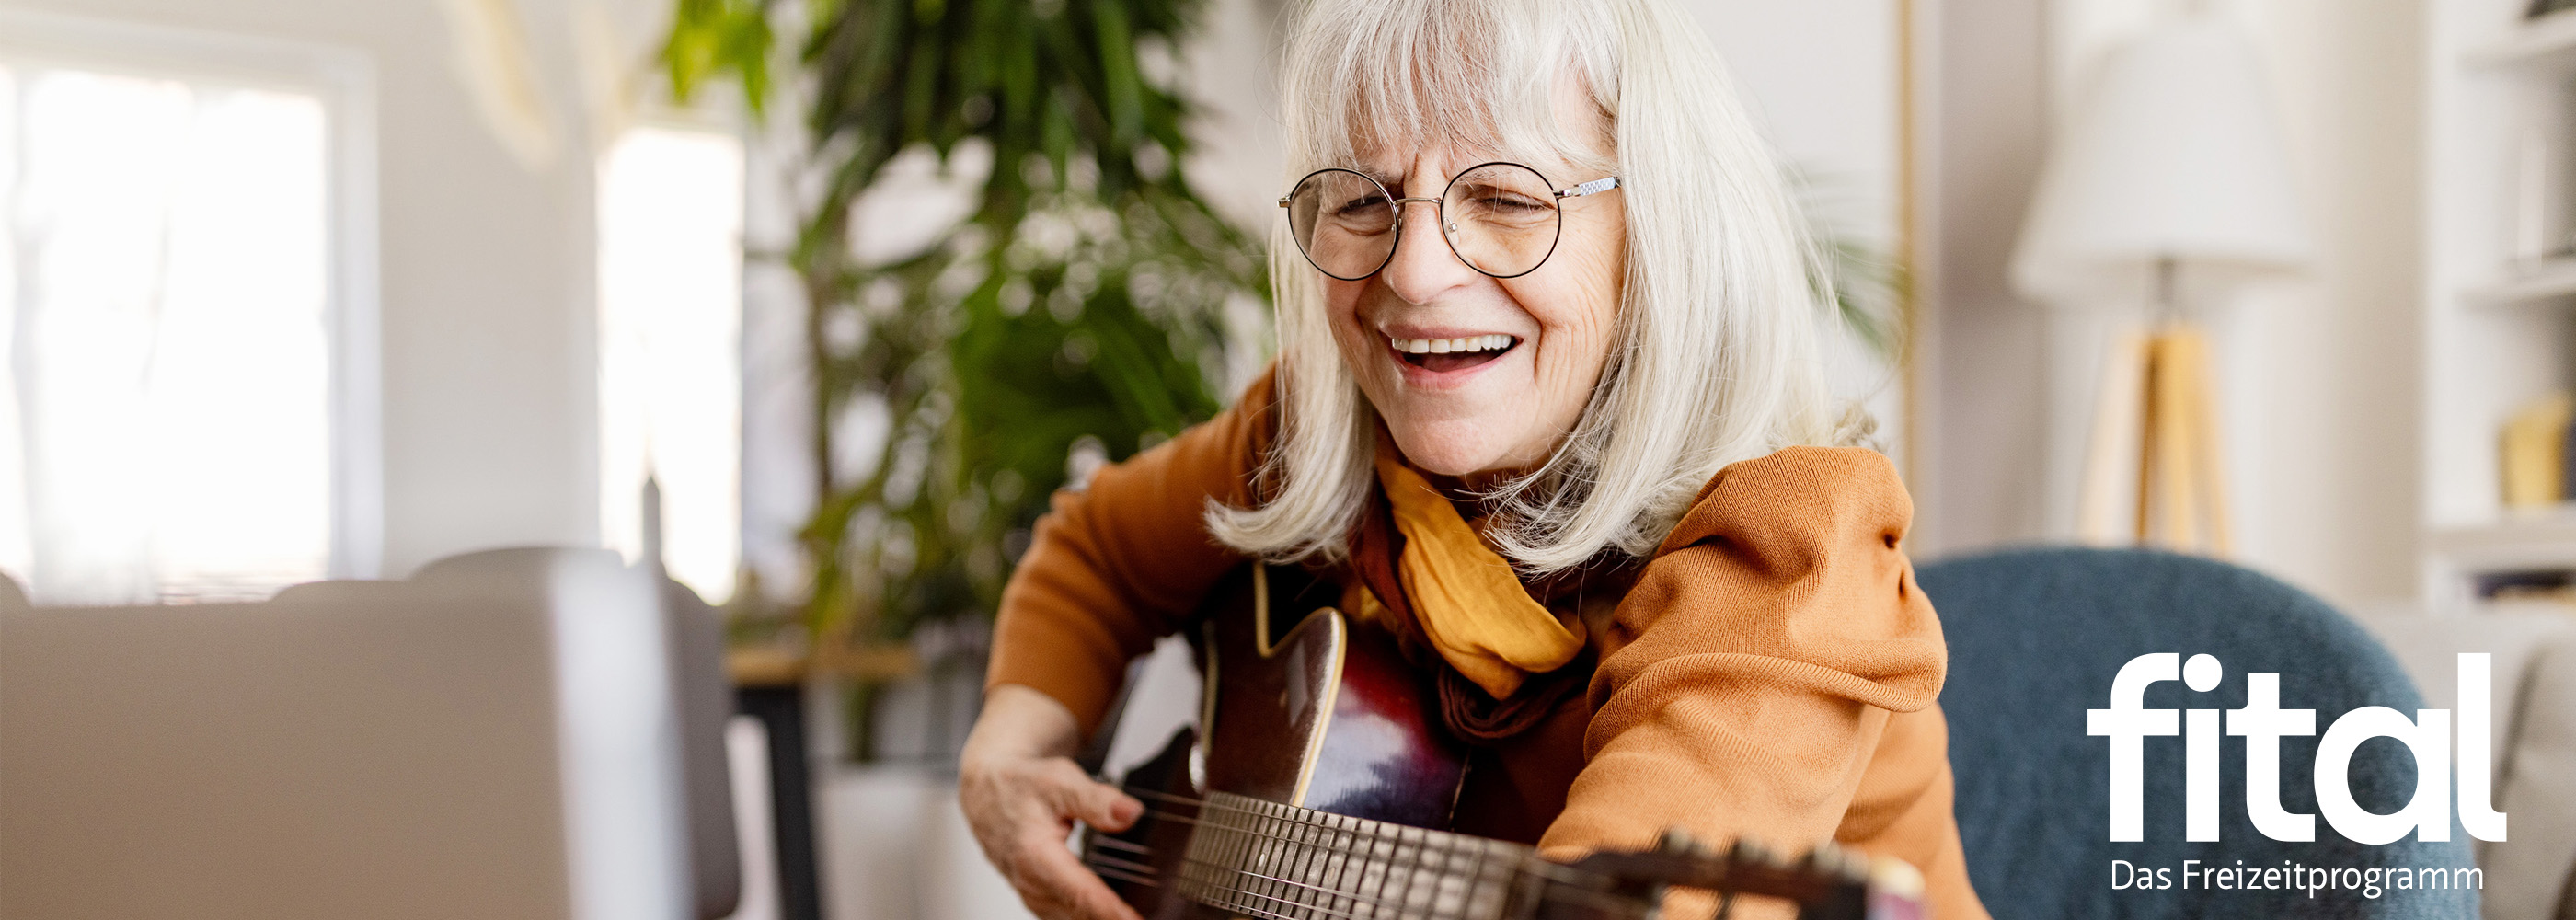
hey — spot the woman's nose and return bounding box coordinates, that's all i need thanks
[1378,200,1478,305]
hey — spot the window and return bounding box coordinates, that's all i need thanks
[0,14,375,604]
[597,125,745,604]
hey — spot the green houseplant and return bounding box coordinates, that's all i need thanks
[662,0,1266,757]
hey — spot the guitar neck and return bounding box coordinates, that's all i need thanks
[1167,791,1637,920]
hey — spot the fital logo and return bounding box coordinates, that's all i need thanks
[2088,653,2508,845]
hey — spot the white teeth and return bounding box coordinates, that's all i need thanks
[1389,334,1515,355]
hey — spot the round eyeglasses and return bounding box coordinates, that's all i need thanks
[1278,163,1622,281]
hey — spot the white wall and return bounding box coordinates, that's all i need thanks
[1920,0,2055,555]
[2229,0,2422,605]
[0,0,607,576]
[1690,1,1900,250]
[1688,1,1910,471]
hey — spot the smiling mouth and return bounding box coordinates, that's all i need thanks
[1388,334,1520,373]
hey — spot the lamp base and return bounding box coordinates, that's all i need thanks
[2076,323,2231,555]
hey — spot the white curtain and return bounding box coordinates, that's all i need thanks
[0,64,333,604]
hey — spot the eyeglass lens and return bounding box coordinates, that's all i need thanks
[1284,163,1565,281]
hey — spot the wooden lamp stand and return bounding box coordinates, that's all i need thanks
[2076,258,2234,555]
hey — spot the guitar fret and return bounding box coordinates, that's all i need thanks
[1278,805,1311,917]
[1308,809,1350,912]
[1296,804,1339,919]
[1259,805,1286,916]
[1318,809,1340,912]
[1373,821,1401,919]
[1382,822,1409,918]
[1459,838,1487,920]
[1462,831,1488,915]
[1259,808,1287,915]
[1238,803,1268,914]
[1290,808,1318,916]
[1287,807,1320,916]
[1424,824,1455,916]
[1245,806,1271,914]
[1395,825,1425,916]
[1426,825,1452,916]
[1336,814,1365,917]
[1385,822,1409,916]
[1405,825,1433,916]
[1358,815,1387,917]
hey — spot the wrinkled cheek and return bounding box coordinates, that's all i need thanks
[1535,351,1587,417]
[1533,329,1610,423]
[1324,307,1391,399]
[1328,316,1376,379]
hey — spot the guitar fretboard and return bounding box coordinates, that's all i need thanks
[1170,791,1598,920]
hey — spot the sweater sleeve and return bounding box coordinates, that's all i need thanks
[983,368,1276,738]
[1536,446,1978,915]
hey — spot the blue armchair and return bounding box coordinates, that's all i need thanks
[1919,547,2481,919]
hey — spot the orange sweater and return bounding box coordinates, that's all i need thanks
[986,371,1991,920]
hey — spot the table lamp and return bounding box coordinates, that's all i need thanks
[2010,11,2315,554]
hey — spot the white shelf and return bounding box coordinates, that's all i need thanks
[2421,1,2576,610]
[2467,10,2576,70]
[2463,260,2576,306]
[2429,508,2576,574]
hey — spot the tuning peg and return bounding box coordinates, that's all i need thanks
[1725,837,1779,869]
[1802,842,1879,883]
[1867,855,1928,900]
[1652,827,1708,857]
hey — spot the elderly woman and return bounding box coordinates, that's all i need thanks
[960,0,1987,917]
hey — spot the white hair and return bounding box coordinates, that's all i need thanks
[1206,0,1861,574]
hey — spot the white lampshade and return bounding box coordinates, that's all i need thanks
[2011,15,2314,304]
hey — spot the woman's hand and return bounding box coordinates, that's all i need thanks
[959,684,1146,920]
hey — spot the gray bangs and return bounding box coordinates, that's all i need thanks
[1282,0,1620,178]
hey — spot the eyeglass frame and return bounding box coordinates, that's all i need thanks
[1275,162,1623,281]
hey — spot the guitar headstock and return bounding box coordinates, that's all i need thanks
[1551,830,1926,920]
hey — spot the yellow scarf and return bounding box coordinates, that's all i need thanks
[1364,443,1586,699]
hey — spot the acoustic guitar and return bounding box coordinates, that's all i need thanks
[1077,564,1928,920]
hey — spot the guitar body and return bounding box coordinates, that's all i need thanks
[1202,563,1470,826]
[1080,563,1923,920]
[1087,564,1469,919]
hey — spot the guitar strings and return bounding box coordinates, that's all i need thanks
[1118,794,1607,891]
[1113,786,1626,890]
[1086,785,1834,917]
[1079,812,1637,919]
[1078,798,1662,920]
[1078,845,1655,920]
[1119,791,1693,911]
[1079,845,1649,920]
[1079,788,1801,920]
[1127,788,1846,913]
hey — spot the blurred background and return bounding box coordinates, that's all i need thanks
[6,0,2576,917]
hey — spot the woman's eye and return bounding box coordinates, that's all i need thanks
[1471,192,1549,214]
[1335,195,1388,216]
[1457,184,1547,213]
